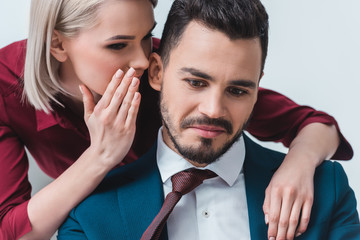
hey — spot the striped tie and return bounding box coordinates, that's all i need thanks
[140,168,217,240]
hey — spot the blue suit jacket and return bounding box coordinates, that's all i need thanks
[58,135,360,239]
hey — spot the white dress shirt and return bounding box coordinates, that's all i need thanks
[156,128,251,240]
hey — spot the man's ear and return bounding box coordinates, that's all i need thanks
[148,52,163,91]
[50,30,68,62]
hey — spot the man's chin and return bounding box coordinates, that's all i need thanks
[175,132,242,165]
[179,136,228,152]
[174,144,221,165]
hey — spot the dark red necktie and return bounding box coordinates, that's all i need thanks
[141,168,217,240]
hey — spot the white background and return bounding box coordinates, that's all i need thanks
[1,0,359,238]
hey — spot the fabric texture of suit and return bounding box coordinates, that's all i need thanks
[58,134,360,239]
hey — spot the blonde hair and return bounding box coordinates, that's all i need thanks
[23,0,157,113]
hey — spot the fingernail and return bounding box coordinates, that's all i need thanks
[126,67,135,77]
[265,214,269,224]
[78,85,83,94]
[115,69,123,78]
[131,77,138,87]
[134,92,140,100]
[296,232,302,237]
[269,237,275,240]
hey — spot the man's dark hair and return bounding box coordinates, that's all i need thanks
[158,0,269,74]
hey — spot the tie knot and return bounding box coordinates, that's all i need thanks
[141,168,216,240]
[171,168,217,195]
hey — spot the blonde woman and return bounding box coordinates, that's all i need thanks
[0,0,352,239]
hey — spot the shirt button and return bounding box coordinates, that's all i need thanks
[202,210,210,218]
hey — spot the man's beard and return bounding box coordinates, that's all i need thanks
[160,97,250,165]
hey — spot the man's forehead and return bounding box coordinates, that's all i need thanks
[167,21,263,82]
[171,21,261,59]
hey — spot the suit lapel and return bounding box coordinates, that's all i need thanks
[243,135,284,239]
[115,144,167,239]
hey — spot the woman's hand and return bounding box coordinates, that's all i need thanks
[263,123,340,240]
[80,67,141,169]
[263,151,315,240]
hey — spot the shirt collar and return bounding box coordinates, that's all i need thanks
[35,109,59,131]
[35,104,80,132]
[156,127,245,187]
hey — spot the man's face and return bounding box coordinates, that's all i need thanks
[154,21,262,167]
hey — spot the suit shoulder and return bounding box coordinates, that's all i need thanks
[78,144,158,205]
[312,160,357,212]
[316,161,354,197]
[243,134,285,168]
[315,160,347,182]
[71,166,134,214]
[70,145,159,224]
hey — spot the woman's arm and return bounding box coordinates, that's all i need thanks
[20,69,140,240]
[264,123,339,239]
[247,87,350,240]
[0,122,33,239]
[0,44,34,238]
[247,87,352,159]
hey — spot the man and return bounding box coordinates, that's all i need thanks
[58,0,360,239]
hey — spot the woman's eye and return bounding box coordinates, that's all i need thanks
[107,43,127,50]
[228,87,246,96]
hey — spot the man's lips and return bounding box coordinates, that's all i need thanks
[188,125,226,138]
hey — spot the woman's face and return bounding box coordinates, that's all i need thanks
[58,0,155,98]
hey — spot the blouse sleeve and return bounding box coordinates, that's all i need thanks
[246,87,353,160]
[0,97,33,239]
[0,42,33,238]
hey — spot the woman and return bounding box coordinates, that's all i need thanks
[0,0,351,239]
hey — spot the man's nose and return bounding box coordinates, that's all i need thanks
[198,92,226,119]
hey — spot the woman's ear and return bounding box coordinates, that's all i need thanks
[50,30,68,62]
[148,52,163,91]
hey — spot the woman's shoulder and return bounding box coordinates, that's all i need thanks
[152,37,160,52]
[0,40,27,95]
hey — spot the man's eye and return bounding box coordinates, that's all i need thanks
[107,43,127,50]
[186,79,206,88]
[228,87,246,96]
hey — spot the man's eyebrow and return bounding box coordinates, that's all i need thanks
[106,22,157,41]
[180,67,213,81]
[229,80,257,89]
